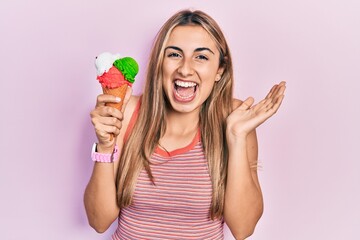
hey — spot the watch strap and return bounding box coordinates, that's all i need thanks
[91,143,119,163]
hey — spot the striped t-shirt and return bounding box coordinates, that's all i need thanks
[112,102,224,239]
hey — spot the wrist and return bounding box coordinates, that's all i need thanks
[96,143,115,154]
[91,143,119,163]
[226,130,248,143]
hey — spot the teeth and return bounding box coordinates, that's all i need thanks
[175,91,195,99]
[174,80,197,88]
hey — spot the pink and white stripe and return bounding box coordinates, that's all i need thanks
[112,139,224,240]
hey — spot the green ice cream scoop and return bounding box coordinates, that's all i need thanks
[113,57,139,83]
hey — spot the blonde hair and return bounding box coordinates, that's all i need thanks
[116,9,234,219]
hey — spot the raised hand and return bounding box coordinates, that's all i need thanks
[226,81,286,140]
[90,87,132,151]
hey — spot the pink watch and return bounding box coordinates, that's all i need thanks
[91,143,119,163]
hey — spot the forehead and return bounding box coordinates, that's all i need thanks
[166,25,218,51]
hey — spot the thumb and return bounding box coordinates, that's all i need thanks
[238,97,254,110]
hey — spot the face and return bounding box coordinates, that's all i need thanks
[162,25,223,114]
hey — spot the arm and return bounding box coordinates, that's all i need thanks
[84,89,137,233]
[224,82,286,239]
[224,128,263,239]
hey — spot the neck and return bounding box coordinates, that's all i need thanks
[164,108,200,136]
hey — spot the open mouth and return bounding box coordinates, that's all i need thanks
[173,80,198,102]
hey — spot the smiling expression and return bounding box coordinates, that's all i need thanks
[162,25,223,114]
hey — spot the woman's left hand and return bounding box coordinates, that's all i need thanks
[226,81,286,139]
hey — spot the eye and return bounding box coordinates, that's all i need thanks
[196,54,208,61]
[167,52,182,58]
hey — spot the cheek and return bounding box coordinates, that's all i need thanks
[197,62,220,79]
[161,63,174,88]
[162,61,176,78]
[198,68,217,81]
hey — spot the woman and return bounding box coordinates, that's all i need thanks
[84,9,286,240]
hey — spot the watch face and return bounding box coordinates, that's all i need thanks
[92,143,97,153]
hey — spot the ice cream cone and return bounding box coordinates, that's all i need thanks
[102,84,128,141]
[95,53,139,141]
[102,84,128,111]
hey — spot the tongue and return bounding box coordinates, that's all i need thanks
[176,86,195,97]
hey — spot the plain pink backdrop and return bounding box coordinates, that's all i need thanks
[1,0,359,239]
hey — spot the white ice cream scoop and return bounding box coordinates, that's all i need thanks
[95,52,121,76]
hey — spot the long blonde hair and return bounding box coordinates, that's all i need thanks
[116,9,234,219]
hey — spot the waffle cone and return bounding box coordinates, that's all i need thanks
[102,84,128,110]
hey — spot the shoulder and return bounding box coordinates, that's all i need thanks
[123,95,141,129]
[124,95,141,119]
[117,95,141,145]
[113,95,140,174]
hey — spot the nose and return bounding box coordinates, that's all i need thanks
[177,57,194,77]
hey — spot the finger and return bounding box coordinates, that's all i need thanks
[273,82,286,96]
[91,115,122,133]
[274,94,285,110]
[96,94,122,107]
[265,85,278,99]
[252,94,285,123]
[265,101,275,112]
[253,98,272,113]
[265,83,286,107]
[270,85,286,104]
[237,97,254,110]
[121,86,133,113]
[267,94,285,115]
[95,124,121,138]
[278,81,286,86]
[96,105,123,119]
[97,116,122,129]
[90,108,123,134]
[265,81,286,99]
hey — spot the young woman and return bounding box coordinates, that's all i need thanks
[84,9,286,240]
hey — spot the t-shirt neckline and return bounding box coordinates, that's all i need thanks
[154,129,201,157]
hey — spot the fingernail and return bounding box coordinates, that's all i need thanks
[115,97,121,102]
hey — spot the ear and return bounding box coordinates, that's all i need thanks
[215,67,224,82]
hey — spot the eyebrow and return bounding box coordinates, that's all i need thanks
[165,46,215,55]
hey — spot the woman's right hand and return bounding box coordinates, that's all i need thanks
[90,87,132,152]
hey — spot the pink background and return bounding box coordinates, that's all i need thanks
[1,0,359,239]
